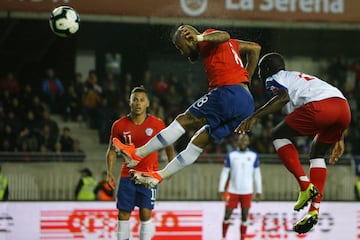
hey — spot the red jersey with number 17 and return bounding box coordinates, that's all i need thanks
[199,29,249,90]
[110,114,166,178]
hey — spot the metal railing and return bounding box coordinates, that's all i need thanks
[0,153,356,201]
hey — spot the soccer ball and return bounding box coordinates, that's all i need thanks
[49,6,80,38]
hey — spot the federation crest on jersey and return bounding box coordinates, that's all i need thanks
[145,128,154,136]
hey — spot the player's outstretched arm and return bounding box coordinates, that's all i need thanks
[198,30,230,43]
[238,40,261,81]
[181,26,230,44]
[235,89,289,134]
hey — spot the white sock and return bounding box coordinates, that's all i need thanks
[159,143,203,179]
[117,220,130,240]
[136,120,185,158]
[140,219,155,240]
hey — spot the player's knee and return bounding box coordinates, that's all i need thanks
[118,210,131,220]
[139,210,152,221]
[176,111,206,130]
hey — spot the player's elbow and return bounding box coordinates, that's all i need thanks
[250,42,261,55]
[223,32,231,41]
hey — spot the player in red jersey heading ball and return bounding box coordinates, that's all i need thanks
[113,24,261,189]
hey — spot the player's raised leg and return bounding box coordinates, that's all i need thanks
[130,127,210,188]
[113,120,186,168]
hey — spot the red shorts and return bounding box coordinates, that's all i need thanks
[285,97,351,144]
[226,193,253,209]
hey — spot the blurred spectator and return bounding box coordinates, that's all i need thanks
[74,72,85,100]
[75,168,97,201]
[63,85,81,122]
[96,98,115,144]
[8,97,23,120]
[59,127,74,152]
[168,73,184,93]
[41,68,65,113]
[94,170,115,201]
[327,55,347,89]
[73,139,84,153]
[349,59,360,91]
[53,141,63,161]
[17,127,39,152]
[72,139,86,161]
[153,73,169,104]
[0,124,17,151]
[5,110,22,136]
[82,70,102,128]
[102,72,119,107]
[345,92,358,118]
[23,110,40,135]
[0,166,9,201]
[142,70,154,97]
[20,83,37,109]
[122,72,133,103]
[149,96,165,120]
[1,72,20,95]
[39,110,59,139]
[163,84,183,117]
[38,124,57,151]
[28,95,46,121]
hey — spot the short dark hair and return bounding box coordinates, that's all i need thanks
[259,52,286,71]
[131,85,148,95]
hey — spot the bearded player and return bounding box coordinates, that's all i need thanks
[112,24,261,190]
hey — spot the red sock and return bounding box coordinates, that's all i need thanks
[240,224,247,240]
[277,144,310,190]
[309,166,327,212]
[222,221,230,238]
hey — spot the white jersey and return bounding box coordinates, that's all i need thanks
[266,70,345,114]
[218,148,262,195]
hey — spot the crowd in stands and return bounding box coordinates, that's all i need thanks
[1,55,360,160]
[0,70,84,160]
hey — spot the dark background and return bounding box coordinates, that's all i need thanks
[1,18,359,87]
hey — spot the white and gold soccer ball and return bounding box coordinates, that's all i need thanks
[49,6,80,38]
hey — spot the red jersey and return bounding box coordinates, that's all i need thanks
[110,114,166,178]
[199,29,249,90]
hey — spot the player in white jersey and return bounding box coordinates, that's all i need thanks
[235,52,351,234]
[218,134,262,240]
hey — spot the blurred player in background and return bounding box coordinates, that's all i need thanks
[106,86,174,240]
[218,134,262,240]
[95,170,115,201]
[112,24,261,189]
[235,52,351,234]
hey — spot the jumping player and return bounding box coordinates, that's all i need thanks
[235,52,351,233]
[218,134,262,240]
[106,86,174,240]
[112,24,261,189]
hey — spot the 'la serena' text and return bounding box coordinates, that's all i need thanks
[226,0,344,13]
